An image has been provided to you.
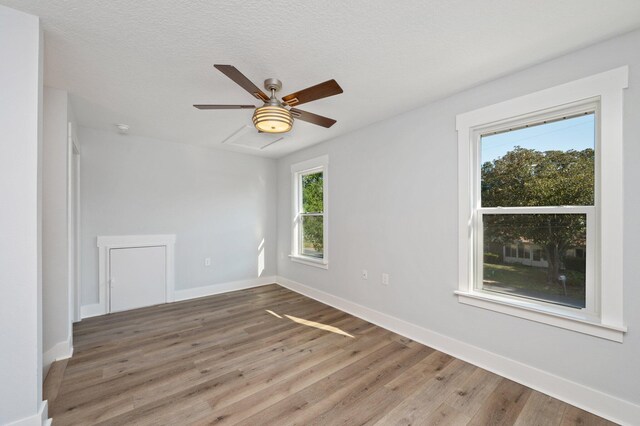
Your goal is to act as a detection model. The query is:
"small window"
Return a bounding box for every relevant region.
[300,171,324,258]
[290,156,329,268]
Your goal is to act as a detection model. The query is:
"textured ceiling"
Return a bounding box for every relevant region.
[3,0,640,158]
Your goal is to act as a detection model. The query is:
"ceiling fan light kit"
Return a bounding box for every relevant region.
[253,105,293,133]
[194,65,343,136]
[252,78,293,133]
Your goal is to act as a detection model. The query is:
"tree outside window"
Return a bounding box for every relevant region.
[300,171,324,258]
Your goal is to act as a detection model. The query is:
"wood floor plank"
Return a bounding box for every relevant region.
[444,366,503,418]
[49,284,617,425]
[94,369,245,425]
[373,358,478,425]
[514,390,567,426]
[467,378,532,426]
[384,349,454,396]
[234,341,415,425]
[202,328,394,425]
[303,344,434,425]
[42,358,68,405]
[560,406,618,426]
[421,403,472,426]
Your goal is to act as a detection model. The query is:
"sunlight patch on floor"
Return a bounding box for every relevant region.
[265,310,354,338]
[285,314,354,338]
[265,309,282,318]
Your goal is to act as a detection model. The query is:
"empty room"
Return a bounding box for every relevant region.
[1,1,640,425]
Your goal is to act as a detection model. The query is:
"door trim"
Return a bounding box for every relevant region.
[97,234,176,314]
[68,122,81,323]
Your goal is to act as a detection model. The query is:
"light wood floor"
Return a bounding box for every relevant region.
[45,284,616,425]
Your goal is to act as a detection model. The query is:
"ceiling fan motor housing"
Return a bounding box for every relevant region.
[264,78,283,93]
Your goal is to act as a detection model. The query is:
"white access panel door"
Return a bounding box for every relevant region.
[109,246,166,313]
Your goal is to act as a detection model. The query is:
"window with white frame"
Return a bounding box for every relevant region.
[290,155,328,268]
[480,107,596,311]
[456,67,628,342]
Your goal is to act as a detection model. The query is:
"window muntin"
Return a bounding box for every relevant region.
[475,105,597,314]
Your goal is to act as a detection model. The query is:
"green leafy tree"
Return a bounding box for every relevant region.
[482,147,594,284]
[302,172,324,255]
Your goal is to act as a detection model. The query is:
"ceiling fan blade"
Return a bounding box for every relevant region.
[282,79,343,107]
[290,108,337,128]
[214,65,270,102]
[194,104,255,110]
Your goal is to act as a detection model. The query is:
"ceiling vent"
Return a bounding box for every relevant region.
[221,125,284,150]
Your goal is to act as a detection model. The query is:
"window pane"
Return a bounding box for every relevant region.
[482,213,586,308]
[481,114,595,207]
[302,172,323,213]
[301,215,323,258]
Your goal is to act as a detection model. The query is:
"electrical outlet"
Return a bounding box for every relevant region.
[204,257,211,267]
[382,273,389,286]
[361,269,368,280]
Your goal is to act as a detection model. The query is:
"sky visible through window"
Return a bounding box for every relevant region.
[481,114,595,164]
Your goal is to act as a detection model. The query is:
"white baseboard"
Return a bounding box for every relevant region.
[43,335,73,379]
[6,400,48,426]
[80,302,105,319]
[173,276,276,302]
[80,276,277,319]
[276,275,639,425]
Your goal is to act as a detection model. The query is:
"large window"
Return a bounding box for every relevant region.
[290,155,329,268]
[456,67,628,341]
[480,110,595,311]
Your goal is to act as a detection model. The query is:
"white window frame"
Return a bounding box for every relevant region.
[475,102,598,316]
[290,155,329,269]
[456,67,628,342]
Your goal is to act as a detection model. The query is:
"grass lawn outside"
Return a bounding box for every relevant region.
[302,242,323,258]
[483,262,586,308]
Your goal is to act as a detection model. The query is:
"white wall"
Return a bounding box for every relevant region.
[0,5,45,425]
[79,127,277,308]
[276,29,640,418]
[42,87,74,377]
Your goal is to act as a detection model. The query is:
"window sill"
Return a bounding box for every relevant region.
[289,254,328,269]
[455,290,626,342]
